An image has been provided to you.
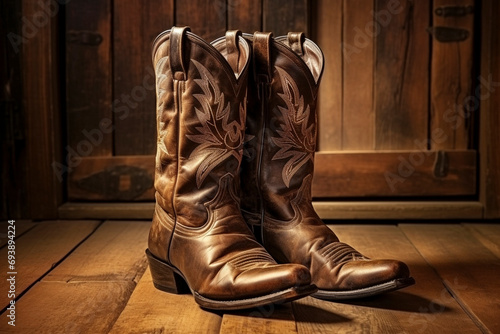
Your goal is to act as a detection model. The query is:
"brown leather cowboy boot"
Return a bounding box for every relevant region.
[147,27,316,310]
[237,31,415,300]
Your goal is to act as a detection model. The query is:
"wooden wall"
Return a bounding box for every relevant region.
[315,0,475,151]
[2,0,499,219]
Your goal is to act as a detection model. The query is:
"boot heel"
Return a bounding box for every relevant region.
[146,249,190,294]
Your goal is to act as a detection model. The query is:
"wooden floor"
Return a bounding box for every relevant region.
[1,220,499,333]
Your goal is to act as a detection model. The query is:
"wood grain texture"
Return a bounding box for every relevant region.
[314,201,482,220]
[463,223,500,259]
[480,0,500,218]
[22,0,63,218]
[0,220,100,310]
[109,268,222,334]
[228,0,262,32]
[263,0,309,36]
[68,155,155,201]
[0,220,35,248]
[113,0,173,155]
[220,304,297,334]
[374,0,430,150]
[0,281,135,334]
[430,0,475,150]
[401,224,500,333]
[313,0,343,151]
[58,202,155,219]
[312,150,477,197]
[66,149,476,201]
[57,201,483,220]
[175,0,226,41]
[342,0,374,150]
[294,225,481,333]
[44,220,150,282]
[66,0,112,157]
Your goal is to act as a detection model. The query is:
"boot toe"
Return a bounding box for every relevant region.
[312,258,414,300]
[207,263,312,300]
[336,259,411,290]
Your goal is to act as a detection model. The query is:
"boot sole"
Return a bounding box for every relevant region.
[146,249,317,310]
[312,277,416,300]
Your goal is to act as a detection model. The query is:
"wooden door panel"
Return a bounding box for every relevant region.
[263,0,310,36]
[228,0,263,32]
[113,0,174,155]
[314,0,343,151]
[431,0,475,150]
[342,0,375,150]
[67,150,476,201]
[66,0,112,157]
[312,151,476,197]
[68,156,154,201]
[374,0,430,150]
[65,0,479,202]
[175,0,226,42]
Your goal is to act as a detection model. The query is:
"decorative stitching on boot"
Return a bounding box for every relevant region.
[271,66,316,188]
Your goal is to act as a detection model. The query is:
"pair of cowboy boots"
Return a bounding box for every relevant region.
[147,26,414,310]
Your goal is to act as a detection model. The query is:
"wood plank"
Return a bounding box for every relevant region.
[314,201,483,220]
[109,268,222,334]
[0,221,149,332]
[0,220,100,310]
[66,150,477,201]
[463,224,500,259]
[175,0,226,42]
[220,304,297,334]
[22,0,63,218]
[0,281,135,333]
[113,0,173,155]
[44,221,150,282]
[263,0,309,36]
[68,155,155,201]
[374,0,430,149]
[430,0,475,150]
[58,201,484,220]
[480,0,500,218]
[293,225,481,333]
[0,220,35,248]
[401,224,500,333]
[313,150,477,197]
[59,202,155,219]
[313,0,343,151]
[66,0,112,157]
[228,0,262,32]
[342,0,374,150]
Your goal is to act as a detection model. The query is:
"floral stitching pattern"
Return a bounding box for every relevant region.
[271,66,316,188]
[187,59,246,188]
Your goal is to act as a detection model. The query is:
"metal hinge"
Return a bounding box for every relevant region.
[435,5,474,17]
[427,26,469,42]
[67,30,103,46]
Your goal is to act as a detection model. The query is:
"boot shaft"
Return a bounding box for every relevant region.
[153,27,250,228]
[240,32,324,229]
